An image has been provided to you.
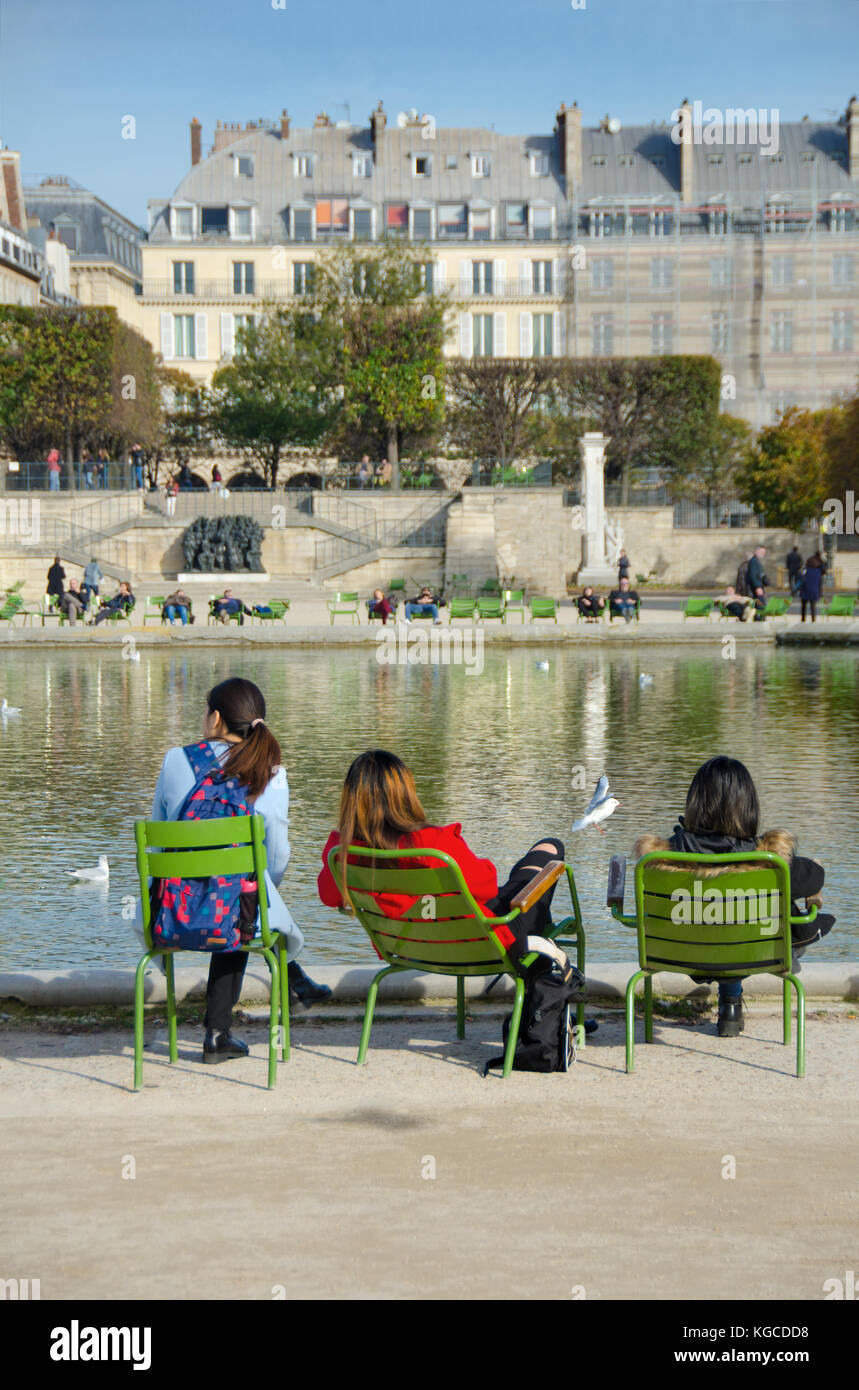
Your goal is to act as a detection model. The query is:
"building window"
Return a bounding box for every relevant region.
[385,204,408,236]
[767,205,788,234]
[173,315,195,358]
[353,154,372,178]
[234,313,255,350]
[55,224,79,252]
[650,257,674,289]
[472,261,493,294]
[504,203,527,238]
[353,208,373,240]
[472,313,493,355]
[293,262,315,294]
[710,256,730,289]
[439,203,467,238]
[832,255,854,286]
[591,258,614,290]
[422,262,434,294]
[292,207,313,241]
[533,313,553,356]
[445,155,458,170]
[173,206,194,238]
[591,155,606,168]
[413,154,431,177]
[530,207,553,241]
[771,311,793,353]
[830,206,849,234]
[832,310,853,352]
[472,154,490,177]
[412,207,432,240]
[618,154,635,168]
[651,209,672,237]
[737,153,754,166]
[470,208,492,241]
[201,206,229,235]
[651,156,665,168]
[294,154,313,177]
[589,209,618,238]
[651,313,673,354]
[530,152,549,176]
[707,154,725,167]
[711,312,729,353]
[235,155,254,177]
[592,313,613,355]
[233,262,254,294]
[771,255,794,288]
[231,207,252,238]
[532,260,552,293]
[316,199,349,234]
[172,261,194,293]
[709,208,727,236]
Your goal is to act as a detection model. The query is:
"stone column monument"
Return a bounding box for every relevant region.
[577,431,617,588]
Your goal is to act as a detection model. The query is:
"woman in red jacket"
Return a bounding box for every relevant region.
[318,749,565,959]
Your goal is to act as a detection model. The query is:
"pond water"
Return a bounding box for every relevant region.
[0,645,857,970]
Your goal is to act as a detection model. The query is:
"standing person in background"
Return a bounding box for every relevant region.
[82,449,95,489]
[130,444,145,491]
[165,476,179,517]
[211,463,223,494]
[617,549,631,586]
[747,546,768,600]
[82,557,103,606]
[786,545,803,596]
[376,458,392,488]
[800,551,825,623]
[178,463,193,490]
[97,448,110,489]
[46,447,61,491]
[46,555,65,603]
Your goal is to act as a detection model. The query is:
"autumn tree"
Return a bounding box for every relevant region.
[740,406,831,531]
[445,358,556,466]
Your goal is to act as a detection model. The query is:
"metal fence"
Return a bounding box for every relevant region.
[4,461,133,491]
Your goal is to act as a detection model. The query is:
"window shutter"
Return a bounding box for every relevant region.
[519,258,531,295]
[519,311,532,357]
[493,311,506,356]
[553,310,565,357]
[459,261,471,295]
[160,312,174,359]
[459,312,473,357]
[493,258,506,296]
[195,312,208,360]
[436,258,447,289]
[220,312,235,359]
[553,257,563,294]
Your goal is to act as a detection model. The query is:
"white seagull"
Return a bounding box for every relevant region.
[639,673,654,688]
[572,774,620,835]
[1,699,21,715]
[66,855,110,883]
[535,660,550,671]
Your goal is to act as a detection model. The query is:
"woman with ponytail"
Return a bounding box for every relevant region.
[143,677,330,1065]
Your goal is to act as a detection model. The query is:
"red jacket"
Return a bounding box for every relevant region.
[318,824,515,949]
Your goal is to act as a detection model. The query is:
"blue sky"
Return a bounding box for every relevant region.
[1,0,858,226]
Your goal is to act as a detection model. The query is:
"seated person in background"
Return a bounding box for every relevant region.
[577,586,605,620]
[716,584,752,620]
[608,576,640,623]
[163,588,192,625]
[634,755,834,1037]
[375,459,392,487]
[404,586,441,624]
[60,579,87,626]
[93,580,135,625]
[367,589,395,624]
[212,589,252,625]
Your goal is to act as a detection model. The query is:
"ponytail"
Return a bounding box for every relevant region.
[206,678,281,799]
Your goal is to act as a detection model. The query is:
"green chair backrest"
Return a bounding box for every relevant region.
[389,578,406,592]
[635,851,793,980]
[826,594,856,617]
[480,577,501,594]
[761,596,790,617]
[329,591,359,605]
[477,597,504,619]
[328,844,518,977]
[529,597,557,618]
[451,573,470,593]
[134,815,271,951]
[0,595,24,619]
[504,589,525,604]
[684,598,713,618]
[449,598,476,619]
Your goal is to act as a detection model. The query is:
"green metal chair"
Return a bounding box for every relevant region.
[683,598,714,621]
[448,597,476,623]
[252,600,289,625]
[144,596,166,625]
[132,815,288,1091]
[328,844,586,1076]
[450,573,471,597]
[575,598,607,623]
[529,597,558,624]
[388,578,406,595]
[822,593,856,620]
[476,597,505,623]
[608,850,818,1077]
[479,577,502,597]
[0,592,26,624]
[503,588,526,623]
[757,596,791,620]
[327,591,361,625]
[609,597,641,623]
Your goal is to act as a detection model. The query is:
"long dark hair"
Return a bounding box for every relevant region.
[337,750,427,901]
[206,678,281,800]
[684,756,759,842]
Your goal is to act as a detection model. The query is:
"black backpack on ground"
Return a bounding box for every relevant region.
[484,953,586,1075]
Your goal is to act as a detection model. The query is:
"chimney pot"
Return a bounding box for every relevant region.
[190,118,202,166]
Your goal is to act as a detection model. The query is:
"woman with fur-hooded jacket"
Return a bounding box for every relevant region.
[633,756,834,1038]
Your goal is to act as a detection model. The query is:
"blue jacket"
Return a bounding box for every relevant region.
[801,560,824,601]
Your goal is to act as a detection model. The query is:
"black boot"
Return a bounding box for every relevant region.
[287,960,332,1010]
[202,1030,250,1063]
[717,998,745,1038]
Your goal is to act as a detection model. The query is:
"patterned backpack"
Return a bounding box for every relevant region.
[150,741,260,952]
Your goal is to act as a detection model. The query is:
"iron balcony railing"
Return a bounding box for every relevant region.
[137,276,571,301]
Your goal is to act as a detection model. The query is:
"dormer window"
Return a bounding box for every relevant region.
[445,155,458,170]
[707,154,724,166]
[651,155,665,168]
[234,155,254,177]
[618,154,635,167]
[530,152,549,176]
[591,155,607,167]
[471,154,490,177]
[230,206,253,239]
[353,153,372,177]
[412,154,431,177]
[737,153,754,165]
[294,153,313,178]
[171,205,195,238]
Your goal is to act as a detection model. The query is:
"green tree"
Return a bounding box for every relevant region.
[445,358,555,467]
[823,388,859,502]
[672,412,753,523]
[314,241,449,488]
[740,406,831,530]
[209,305,343,487]
[156,367,213,483]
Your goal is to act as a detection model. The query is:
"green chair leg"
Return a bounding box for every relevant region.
[786,973,806,1077]
[503,976,526,1078]
[783,977,791,1045]
[644,974,653,1044]
[262,947,278,1089]
[133,951,154,1091]
[165,953,178,1063]
[456,975,466,1039]
[278,940,290,1062]
[625,969,646,1073]
[358,965,399,1065]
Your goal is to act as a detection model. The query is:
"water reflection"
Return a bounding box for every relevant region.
[0,645,856,970]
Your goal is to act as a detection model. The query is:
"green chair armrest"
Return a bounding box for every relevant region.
[790,904,819,927]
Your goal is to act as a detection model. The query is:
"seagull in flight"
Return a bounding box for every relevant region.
[572,774,620,834]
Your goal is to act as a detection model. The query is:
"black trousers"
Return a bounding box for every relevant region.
[801,599,817,622]
[205,951,249,1033]
[485,837,566,962]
